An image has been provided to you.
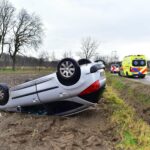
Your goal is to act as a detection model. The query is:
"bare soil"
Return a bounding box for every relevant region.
[0,73,116,150]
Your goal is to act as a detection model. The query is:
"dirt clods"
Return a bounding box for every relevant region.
[0,73,116,150]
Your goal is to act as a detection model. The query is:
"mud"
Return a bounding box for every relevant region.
[0,73,116,150]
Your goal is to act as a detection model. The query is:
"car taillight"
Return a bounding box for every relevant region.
[130,67,133,72]
[79,80,100,96]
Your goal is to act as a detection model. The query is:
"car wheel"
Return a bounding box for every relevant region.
[78,59,91,66]
[57,58,81,86]
[0,84,9,105]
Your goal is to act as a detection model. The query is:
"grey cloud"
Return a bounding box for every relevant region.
[11,0,150,59]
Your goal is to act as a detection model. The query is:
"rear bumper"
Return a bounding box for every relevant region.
[131,73,146,77]
[79,87,105,103]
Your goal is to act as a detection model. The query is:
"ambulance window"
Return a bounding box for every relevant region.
[132,60,146,66]
[140,60,145,66]
[133,60,138,66]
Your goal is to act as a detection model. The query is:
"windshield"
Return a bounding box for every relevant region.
[111,64,119,67]
[132,60,146,66]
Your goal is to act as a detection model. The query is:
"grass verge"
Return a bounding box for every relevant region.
[103,86,150,150]
[106,73,150,105]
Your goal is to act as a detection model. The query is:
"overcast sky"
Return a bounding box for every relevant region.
[10,0,150,60]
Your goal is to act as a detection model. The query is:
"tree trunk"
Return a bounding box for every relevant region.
[12,57,16,71]
[0,38,4,58]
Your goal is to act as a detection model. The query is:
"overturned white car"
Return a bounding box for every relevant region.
[0,58,106,116]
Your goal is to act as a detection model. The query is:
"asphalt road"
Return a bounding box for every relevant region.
[112,73,150,85]
[126,74,150,85]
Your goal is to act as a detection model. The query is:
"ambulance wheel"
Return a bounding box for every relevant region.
[140,75,146,78]
[0,84,9,105]
[126,72,132,78]
[118,71,122,76]
[57,58,81,86]
[126,72,129,77]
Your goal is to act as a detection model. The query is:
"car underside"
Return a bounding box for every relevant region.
[0,58,106,116]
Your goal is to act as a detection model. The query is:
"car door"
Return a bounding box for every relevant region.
[9,82,40,108]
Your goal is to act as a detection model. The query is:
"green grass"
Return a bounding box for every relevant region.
[106,73,150,105]
[103,86,150,150]
[0,67,55,74]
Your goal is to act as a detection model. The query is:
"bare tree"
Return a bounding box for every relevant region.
[78,37,99,59]
[50,51,57,61]
[38,50,49,68]
[9,9,43,70]
[110,50,119,63]
[0,0,15,57]
[94,54,110,64]
[62,50,72,58]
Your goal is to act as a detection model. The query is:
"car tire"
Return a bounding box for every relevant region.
[0,84,9,105]
[57,58,81,86]
[78,59,91,66]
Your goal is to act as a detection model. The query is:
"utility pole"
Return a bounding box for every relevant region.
[0,35,2,43]
[111,50,118,63]
[0,35,2,54]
